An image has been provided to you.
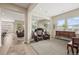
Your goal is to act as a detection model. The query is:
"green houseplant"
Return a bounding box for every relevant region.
[62,23,67,30]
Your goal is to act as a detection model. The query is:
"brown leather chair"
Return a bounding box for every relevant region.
[16,30,24,37]
[67,37,79,55]
[43,31,50,40]
[33,28,50,42]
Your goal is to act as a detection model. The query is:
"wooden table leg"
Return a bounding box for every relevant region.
[67,45,69,54]
[76,47,78,55]
[71,46,74,55]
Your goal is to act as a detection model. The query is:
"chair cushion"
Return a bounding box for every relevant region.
[68,41,78,47]
[37,30,43,35]
[34,32,37,36]
[68,41,72,45]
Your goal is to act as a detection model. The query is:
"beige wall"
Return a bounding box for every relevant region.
[0,4,27,46]
[0,3,26,13]
[51,8,79,38]
[0,3,37,44]
[52,8,79,20]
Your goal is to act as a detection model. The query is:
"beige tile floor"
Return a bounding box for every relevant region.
[0,33,76,55]
[0,33,36,55]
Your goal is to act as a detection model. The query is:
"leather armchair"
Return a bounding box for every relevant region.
[16,30,24,37]
[33,28,50,42]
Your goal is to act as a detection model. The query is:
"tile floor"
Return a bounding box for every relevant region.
[0,33,77,55]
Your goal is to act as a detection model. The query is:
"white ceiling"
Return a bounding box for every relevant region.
[32,3,79,18]
[14,3,31,8]
[3,3,79,20]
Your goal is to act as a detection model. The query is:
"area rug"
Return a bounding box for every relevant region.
[31,39,68,55]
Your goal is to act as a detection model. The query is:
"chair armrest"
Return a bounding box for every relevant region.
[34,32,37,36]
[72,37,79,39]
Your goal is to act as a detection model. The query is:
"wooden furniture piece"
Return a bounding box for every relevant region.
[56,31,76,39]
[67,37,79,55]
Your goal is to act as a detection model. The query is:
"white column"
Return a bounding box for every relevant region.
[49,18,53,38]
[0,8,2,47]
[0,21,2,47]
[24,10,28,44]
[24,4,37,44]
[50,18,56,39]
[65,18,67,30]
[24,9,32,44]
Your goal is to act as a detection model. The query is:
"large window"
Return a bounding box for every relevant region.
[56,17,79,31]
[67,17,79,30]
[57,19,65,26]
[56,19,65,30]
[32,18,37,31]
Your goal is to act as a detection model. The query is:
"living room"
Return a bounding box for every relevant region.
[29,3,79,55]
[0,3,79,55]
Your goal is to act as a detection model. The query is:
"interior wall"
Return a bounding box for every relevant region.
[52,8,79,20]
[0,3,37,43]
[0,3,26,34]
[0,4,27,46]
[1,21,14,33]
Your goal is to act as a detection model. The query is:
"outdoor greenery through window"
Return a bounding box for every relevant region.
[56,19,66,30]
[67,17,79,30]
[56,17,79,31]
